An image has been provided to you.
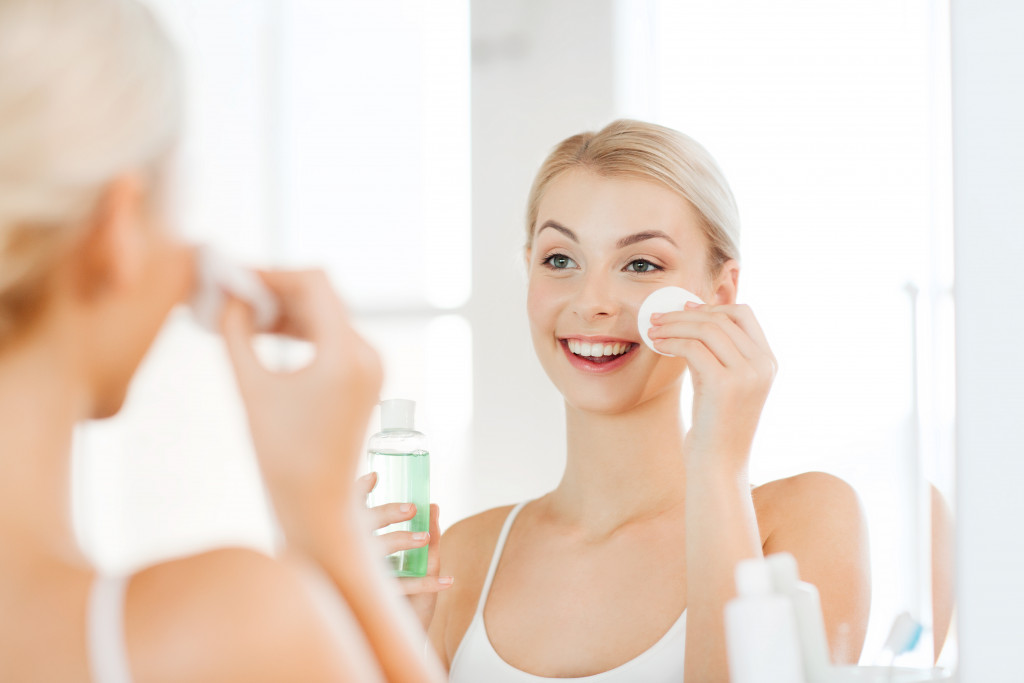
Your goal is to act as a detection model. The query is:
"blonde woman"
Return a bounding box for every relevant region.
[0,0,444,681]
[428,120,872,682]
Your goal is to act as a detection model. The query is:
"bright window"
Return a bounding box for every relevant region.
[73,0,472,573]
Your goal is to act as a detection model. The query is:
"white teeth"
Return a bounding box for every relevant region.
[566,340,632,358]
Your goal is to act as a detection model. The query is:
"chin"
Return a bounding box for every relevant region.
[543,364,676,417]
[560,383,649,415]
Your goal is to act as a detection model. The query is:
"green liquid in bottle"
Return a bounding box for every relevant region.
[368,449,430,577]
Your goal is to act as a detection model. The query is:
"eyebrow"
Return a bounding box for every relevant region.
[536,221,679,250]
[615,230,678,249]
[537,220,578,242]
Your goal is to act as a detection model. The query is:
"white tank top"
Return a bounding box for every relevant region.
[448,502,688,683]
[88,574,133,683]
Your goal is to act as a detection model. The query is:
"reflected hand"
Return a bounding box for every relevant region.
[647,301,777,467]
[357,472,453,629]
[221,270,383,551]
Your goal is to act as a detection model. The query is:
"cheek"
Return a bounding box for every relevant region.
[526,276,565,331]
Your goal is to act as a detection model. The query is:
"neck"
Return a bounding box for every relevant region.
[548,383,688,535]
[0,325,90,569]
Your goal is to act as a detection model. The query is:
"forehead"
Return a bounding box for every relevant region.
[534,169,705,246]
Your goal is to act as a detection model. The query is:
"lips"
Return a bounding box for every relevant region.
[559,336,639,373]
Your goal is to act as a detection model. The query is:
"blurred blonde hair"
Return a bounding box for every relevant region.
[525,119,740,275]
[0,0,182,343]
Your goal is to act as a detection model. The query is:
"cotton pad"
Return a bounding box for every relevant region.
[190,245,279,333]
[637,286,705,356]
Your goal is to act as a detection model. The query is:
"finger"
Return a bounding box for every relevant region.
[652,306,758,361]
[220,296,265,383]
[721,304,775,364]
[368,501,417,530]
[379,530,430,556]
[652,336,723,380]
[685,303,777,375]
[649,316,745,367]
[255,270,348,344]
[426,504,442,577]
[397,575,454,596]
[355,472,378,499]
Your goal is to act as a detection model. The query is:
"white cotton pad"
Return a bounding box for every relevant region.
[190,246,279,333]
[637,286,705,356]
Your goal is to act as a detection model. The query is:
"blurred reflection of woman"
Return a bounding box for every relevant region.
[429,120,871,682]
[0,1,443,681]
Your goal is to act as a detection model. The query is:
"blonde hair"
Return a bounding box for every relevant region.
[0,0,182,343]
[525,119,740,274]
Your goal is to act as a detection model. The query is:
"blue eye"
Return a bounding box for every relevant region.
[543,254,578,269]
[626,259,661,273]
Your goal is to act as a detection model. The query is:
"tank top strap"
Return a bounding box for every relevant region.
[88,574,134,683]
[474,500,529,619]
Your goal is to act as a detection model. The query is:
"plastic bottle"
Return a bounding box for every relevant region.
[725,557,806,683]
[367,399,430,577]
[767,552,832,683]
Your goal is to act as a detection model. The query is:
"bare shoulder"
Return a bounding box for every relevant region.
[429,504,517,669]
[441,504,518,569]
[126,547,379,683]
[753,471,863,541]
[753,472,871,664]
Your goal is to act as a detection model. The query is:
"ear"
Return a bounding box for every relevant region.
[710,259,740,305]
[73,175,148,301]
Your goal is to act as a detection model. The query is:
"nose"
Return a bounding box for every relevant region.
[571,271,623,322]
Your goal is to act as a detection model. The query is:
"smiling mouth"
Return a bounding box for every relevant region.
[562,339,638,364]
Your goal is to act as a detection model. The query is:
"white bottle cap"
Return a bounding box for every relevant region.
[735,557,774,597]
[637,286,705,356]
[380,399,415,431]
[766,552,800,592]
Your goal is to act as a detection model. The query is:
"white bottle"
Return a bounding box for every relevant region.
[725,557,806,683]
[767,552,832,683]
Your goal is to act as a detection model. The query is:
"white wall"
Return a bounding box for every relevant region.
[951,1,1024,679]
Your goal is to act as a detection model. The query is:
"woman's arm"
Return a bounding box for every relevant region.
[648,299,777,683]
[221,270,445,683]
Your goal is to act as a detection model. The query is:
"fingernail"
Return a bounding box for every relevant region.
[399,503,413,514]
[650,312,662,321]
[412,532,429,541]
[684,301,701,309]
[438,576,454,585]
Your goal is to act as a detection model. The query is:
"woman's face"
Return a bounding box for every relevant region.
[526,169,723,415]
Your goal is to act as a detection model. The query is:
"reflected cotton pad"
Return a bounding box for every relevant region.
[190,246,279,333]
[637,286,705,356]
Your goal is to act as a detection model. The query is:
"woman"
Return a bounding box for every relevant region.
[0,0,444,680]
[428,120,871,682]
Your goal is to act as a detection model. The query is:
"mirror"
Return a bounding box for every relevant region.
[73,0,956,671]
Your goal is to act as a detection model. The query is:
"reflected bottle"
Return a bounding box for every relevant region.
[367,399,430,577]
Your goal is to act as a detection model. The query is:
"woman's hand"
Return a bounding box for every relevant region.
[647,301,777,467]
[357,473,454,629]
[221,269,383,551]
